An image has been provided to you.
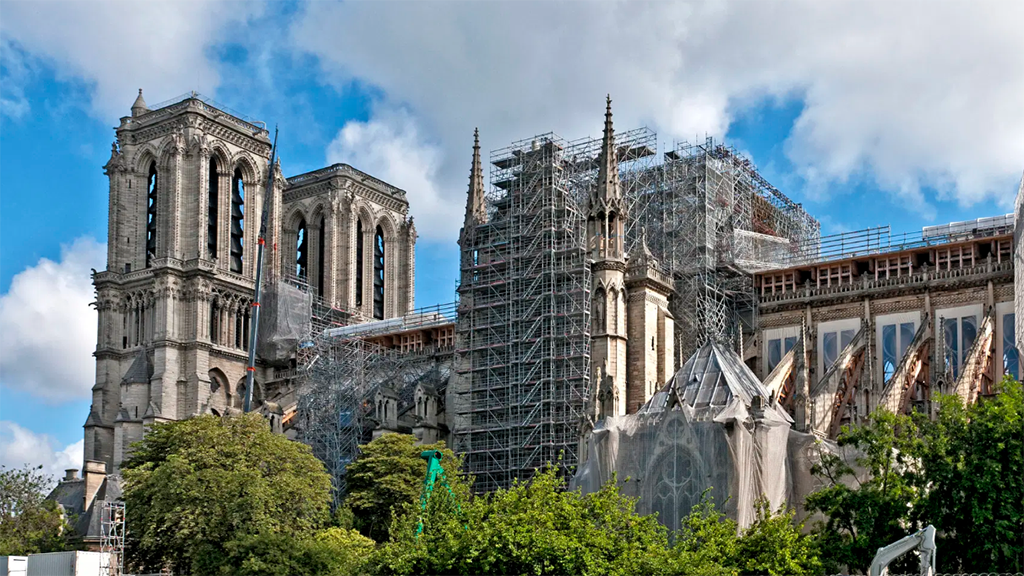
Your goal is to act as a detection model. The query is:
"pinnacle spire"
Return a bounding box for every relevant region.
[595,95,621,206]
[465,128,487,227]
[131,88,148,117]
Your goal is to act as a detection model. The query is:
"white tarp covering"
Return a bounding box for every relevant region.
[572,341,817,530]
[257,281,312,365]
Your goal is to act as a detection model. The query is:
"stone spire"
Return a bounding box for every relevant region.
[131,89,148,117]
[594,95,622,210]
[464,128,487,227]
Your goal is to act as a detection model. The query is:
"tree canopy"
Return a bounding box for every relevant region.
[121,414,335,574]
[359,438,821,576]
[343,433,459,542]
[807,376,1024,573]
[0,464,74,555]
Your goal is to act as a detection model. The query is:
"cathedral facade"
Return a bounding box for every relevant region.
[84,91,416,472]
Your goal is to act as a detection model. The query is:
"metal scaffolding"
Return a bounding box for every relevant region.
[630,137,820,363]
[295,307,454,504]
[453,131,819,491]
[100,500,125,576]
[453,133,594,493]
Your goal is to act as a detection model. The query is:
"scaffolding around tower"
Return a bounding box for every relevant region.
[453,132,594,493]
[453,128,819,492]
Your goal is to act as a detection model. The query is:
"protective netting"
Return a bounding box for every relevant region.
[257,280,312,365]
[572,342,827,530]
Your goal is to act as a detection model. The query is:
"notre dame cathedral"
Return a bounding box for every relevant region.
[83,91,416,472]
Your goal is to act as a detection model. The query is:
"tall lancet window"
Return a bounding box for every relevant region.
[373,225,385,319]
[356,220,364,307]
[230,169,245,273]
[207,158,219,259]
[608,212,618,257]
[296,219,308,278]
[146,162,158,267]
[317,215,326,297]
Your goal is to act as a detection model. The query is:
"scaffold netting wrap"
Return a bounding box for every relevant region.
[572,342,814,531]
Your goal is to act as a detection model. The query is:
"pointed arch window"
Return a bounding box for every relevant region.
[208,158,219,259]
[374,225,385,319]
[317,215,326,297]
[296,218,308,278]
[593,288,606,333]
[356,220,364,307]
[146,162,158,267]
[230,169,245,273]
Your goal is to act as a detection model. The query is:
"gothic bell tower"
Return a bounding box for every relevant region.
[86,91,279,471]
[587,97,628,419]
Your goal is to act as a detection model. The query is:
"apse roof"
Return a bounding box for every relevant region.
[640,341,772,415]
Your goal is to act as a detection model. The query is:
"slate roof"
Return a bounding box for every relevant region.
[640,341,775,416]
[46,475,122,542]
[121,349,151,384]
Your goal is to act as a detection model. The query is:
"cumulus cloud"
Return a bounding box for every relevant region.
[0,0,264,121]
[0,421,84,484]
[293,0,1024,240]
[327,107,456,240]
[0,237,105,402]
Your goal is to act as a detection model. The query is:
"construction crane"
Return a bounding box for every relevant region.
[244,127,278,413]
[869,524,937,576]
[416,450,459,537]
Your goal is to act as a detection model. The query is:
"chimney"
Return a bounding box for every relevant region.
[83,460,107,511]
[64,469,79,482]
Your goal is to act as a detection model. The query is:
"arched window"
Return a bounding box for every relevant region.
[355,220,364,307]
[609,288,618,334]
[373,225,385,319]
[208,158,219,259]
[593,288,606,333]
[317,215,326,297]
[146,162,158,267]
[209,300,220,345]
[296,218,308,278]
[230,169,245,273]
[608,212,617,257]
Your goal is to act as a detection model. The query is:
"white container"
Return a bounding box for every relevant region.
[26,552,109,576]
[0,556,28,576]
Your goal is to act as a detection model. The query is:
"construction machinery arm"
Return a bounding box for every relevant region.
[416,450,456,537]
[869,525,936,576]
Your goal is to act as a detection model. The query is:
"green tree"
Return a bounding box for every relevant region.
[0,464,75,555]
[736,498,823,576]
[121,414,332,574]
[344,433,460,542]
[669,494,738,576]
[667,493,822,576]
[191,527,374,576]
[805,409,922,572]
[915,376,1024,572]
[372,466,673,576]
[807,376,1024,573]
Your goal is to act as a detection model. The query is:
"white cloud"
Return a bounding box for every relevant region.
[293,0,1024,240]
[0,41,33,120]
[0,421,84,485]
[0,0,264,121]
[0,237,105,402]
[327,106,454,240]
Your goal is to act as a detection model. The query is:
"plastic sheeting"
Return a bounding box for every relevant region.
[572,342,811,531]
[257,281,312,366]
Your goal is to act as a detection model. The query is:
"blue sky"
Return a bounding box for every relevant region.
[1,0,1020,478]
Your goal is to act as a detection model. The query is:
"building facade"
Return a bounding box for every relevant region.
[83,91,415,474]
[754,217,1016,437]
